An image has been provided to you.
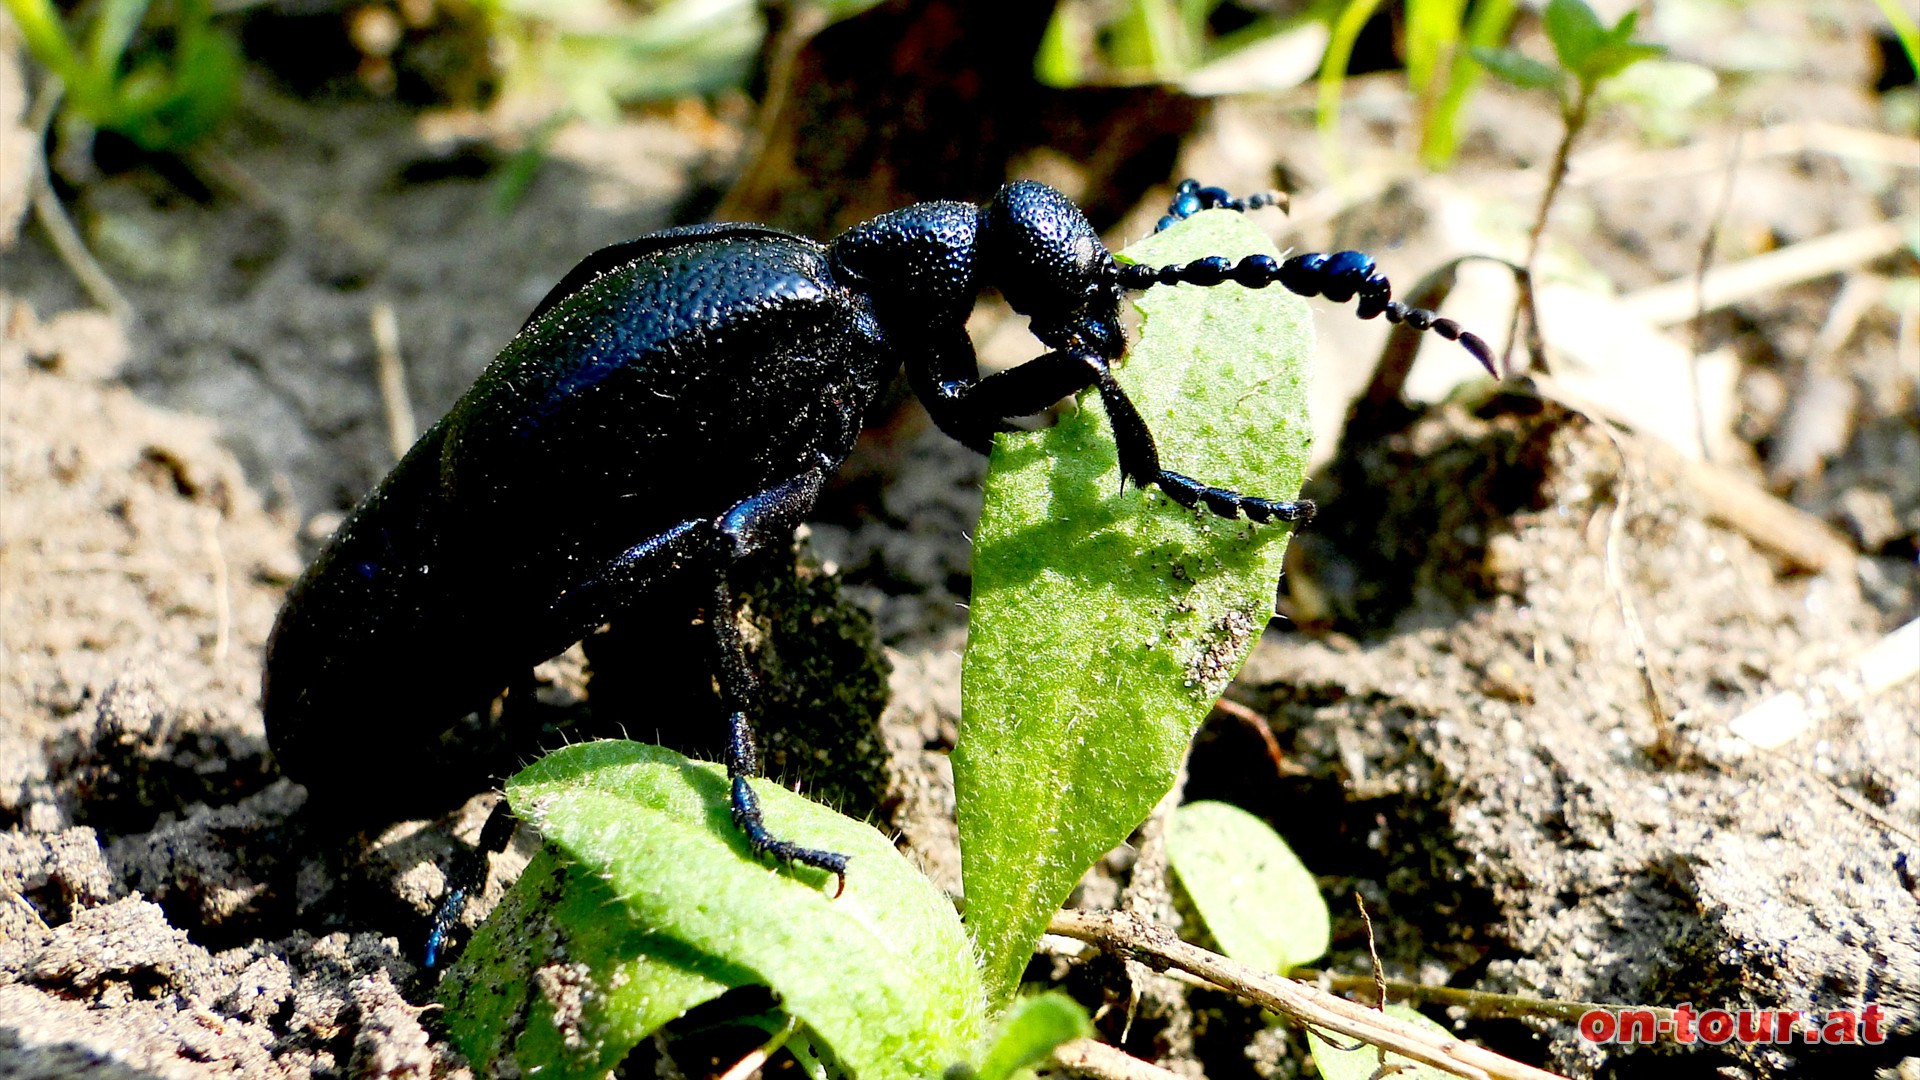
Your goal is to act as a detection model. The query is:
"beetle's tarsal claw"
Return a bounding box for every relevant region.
[729,774,853,892]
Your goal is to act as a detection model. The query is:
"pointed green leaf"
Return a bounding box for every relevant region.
[1542,0,1605,71]
[956,211,1313,1009]
[442,742,985,1079]
[1576,41,1665,86]
[1167,800,1329,972]
[1468,45,1564,91]
[971,992,1096,1080]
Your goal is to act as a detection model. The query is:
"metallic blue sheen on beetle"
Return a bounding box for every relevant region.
[263,179,1493,961]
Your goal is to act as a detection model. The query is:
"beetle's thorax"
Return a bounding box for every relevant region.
[827,200,983,330]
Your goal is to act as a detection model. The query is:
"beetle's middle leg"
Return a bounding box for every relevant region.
[535,466,853,888]
[706,467,852,891]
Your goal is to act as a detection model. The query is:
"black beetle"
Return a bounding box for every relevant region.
[264,179,1492,955]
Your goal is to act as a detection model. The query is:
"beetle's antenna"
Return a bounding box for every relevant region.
[1155,179,1286,233]
[1114,252,1497,377]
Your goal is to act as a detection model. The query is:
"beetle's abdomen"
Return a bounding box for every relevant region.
[439,237,889,594]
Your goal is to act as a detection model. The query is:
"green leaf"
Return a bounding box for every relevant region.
[1575,40,1665,86]
[1542,0,1605,72]
[1468,45,1563,91]
[441,742,985,1079]
[439,846,734,1078]
[1167,801,1329,972]
[971,992,1095,1080]
[4,0,87,86]
[956,210,1313,1010]
[1306,1003,1458,1079]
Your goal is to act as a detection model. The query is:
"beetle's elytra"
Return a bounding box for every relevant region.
[263,179,1493,959]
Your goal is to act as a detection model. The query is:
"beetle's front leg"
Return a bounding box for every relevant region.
[916,347,1314,525]
[917,348,1101,454]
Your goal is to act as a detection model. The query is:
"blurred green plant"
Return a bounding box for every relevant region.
[1871,0,1918,84]
[6,0,240,152]
[1474,0,1707,368]
[1316,0,1517,171]
[470,0,882,207]
[1035,0,1518,171]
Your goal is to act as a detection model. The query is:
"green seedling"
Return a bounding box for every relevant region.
[7,0,238,152]
[1472,0,1701,368]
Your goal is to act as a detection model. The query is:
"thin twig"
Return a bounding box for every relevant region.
[1688,130,1743,465]
[370,300,416,461]
[1211,696,1298,777]
[26,78,130,320]
[1503,83,1592,375]
[1620,218,1914,327]
[1357,892,1393,1077]
[1356,893,1387,1010]
[1293,969,1677,1026]
[1049,909,1570,1080]
[200,508,231,670]
[1050,1038,1187,1080]
[1562,121,1920,190]
[1768,275,1883,486]
[1727,617,1920,752]
[1592,422,1681,760]
[1529,374,1856,573]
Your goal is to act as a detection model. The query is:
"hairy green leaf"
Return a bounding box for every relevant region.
[971,991,1095,1080]
[956,210,1313,1009]
[441,742,985,1079]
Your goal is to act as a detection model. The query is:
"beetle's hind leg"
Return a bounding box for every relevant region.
[1155,178,1285,233]
[425,795,519,968]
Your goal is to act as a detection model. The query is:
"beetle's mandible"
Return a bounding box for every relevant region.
[264,179,1494,956]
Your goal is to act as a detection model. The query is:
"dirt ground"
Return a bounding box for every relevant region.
[2,1,1918,1077]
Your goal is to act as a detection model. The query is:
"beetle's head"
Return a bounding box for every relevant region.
[980,181,1125,357]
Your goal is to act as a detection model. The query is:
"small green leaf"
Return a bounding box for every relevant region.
[1575,40,1665,86]
[1542,0,1605,72]
[956,211,1313,1010]
[442,742,985,1080]
[971,992,1095,1080]
[1468,45,1563,90]
[1167,801,1329,972]
[1307,1003,1459,1080]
